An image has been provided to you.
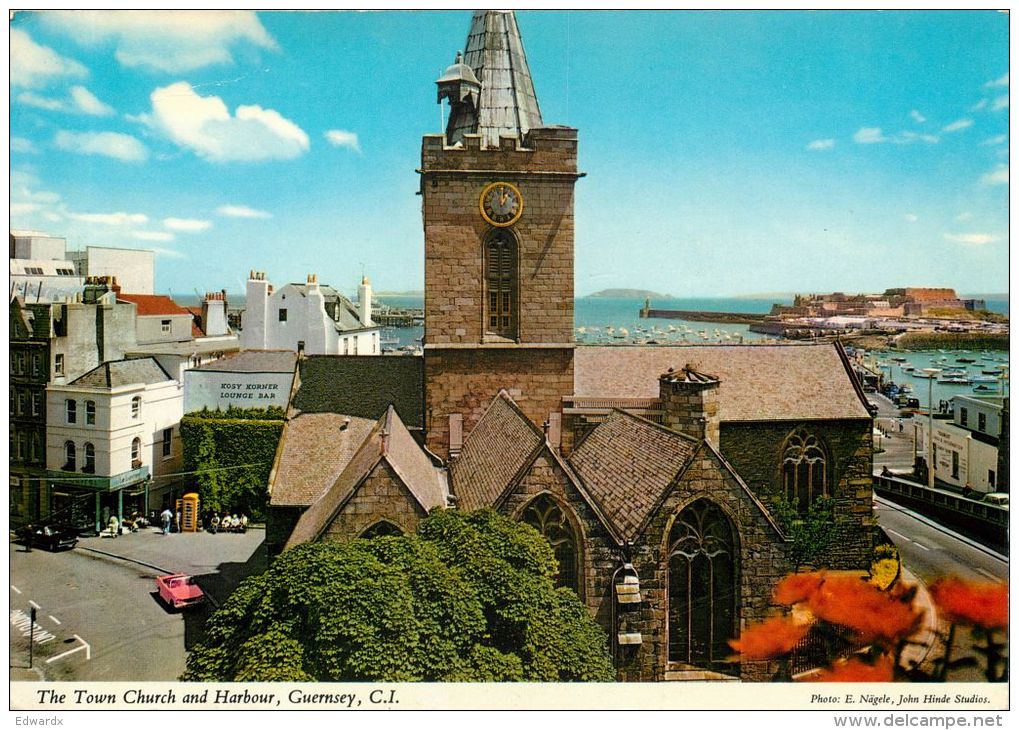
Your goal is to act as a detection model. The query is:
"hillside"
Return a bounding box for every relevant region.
[586,288,674,299]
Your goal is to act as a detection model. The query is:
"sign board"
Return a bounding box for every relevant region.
[184,370,295,413]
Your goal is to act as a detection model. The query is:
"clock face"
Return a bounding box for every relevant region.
[480,182,523,227]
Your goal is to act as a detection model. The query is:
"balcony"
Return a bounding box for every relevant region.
[47,465,150,493]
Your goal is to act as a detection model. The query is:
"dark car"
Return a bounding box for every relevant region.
[16,524,79,551]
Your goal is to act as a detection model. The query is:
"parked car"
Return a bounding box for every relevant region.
[16,524,79,551]
[981,493,1009,508]
[156,574,206,609]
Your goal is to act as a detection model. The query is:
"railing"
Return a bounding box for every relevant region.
[563,396,665,423]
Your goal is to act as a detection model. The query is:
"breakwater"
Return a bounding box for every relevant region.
[895,331,1009,351]
[639,308,767,325]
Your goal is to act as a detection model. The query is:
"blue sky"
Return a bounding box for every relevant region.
[9,10,1010,297]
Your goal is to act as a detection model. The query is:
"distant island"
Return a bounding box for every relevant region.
[585,288,676,299]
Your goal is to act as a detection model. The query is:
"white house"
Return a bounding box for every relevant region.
[240,271,380,356]
[915,394,1006,493]
[46,358,184,532]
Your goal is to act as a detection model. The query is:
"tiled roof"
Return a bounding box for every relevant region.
[71,358,173,388]
[269,413,377,507]
[194,350,297,373]
[450,391,544,511]
[289,355,424,428]
[568,410,698,542]
[117,294,190,317]
[574,344,871,421]
[284,407,445,548]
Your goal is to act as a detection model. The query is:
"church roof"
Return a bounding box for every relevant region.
[450,390,544,511]
[574,344,871,421]
[283,407,446,548]
[447,10,544,147]
[568,409,699,542]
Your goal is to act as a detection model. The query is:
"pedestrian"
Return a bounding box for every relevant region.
[160,507,172,535]
[175,510,181,534]
[24,524,34,553]
[210,513,220,534]
[109,514,119,539]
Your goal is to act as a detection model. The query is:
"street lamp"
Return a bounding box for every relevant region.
[921,368,940,489]
[996,364,1009,398]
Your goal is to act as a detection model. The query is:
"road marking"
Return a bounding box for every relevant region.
[912,542,931,551]
[49,615,61,625]
[976,567,1004,582]
[886,529,910,543]
[45,635,90,664]
[9,608,57,644]
[28,600,41,610]
[11,585,21,594]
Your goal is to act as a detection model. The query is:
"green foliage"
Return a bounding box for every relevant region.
[187,406,287,421]
[773,495,837,570]
[180,413,284,520]
[182,509,614,682]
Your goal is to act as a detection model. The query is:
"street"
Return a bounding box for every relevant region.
[10,526,265,681]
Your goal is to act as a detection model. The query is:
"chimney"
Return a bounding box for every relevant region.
[659,364,720,445]
[201,290,229,337]
[358,275,373,327]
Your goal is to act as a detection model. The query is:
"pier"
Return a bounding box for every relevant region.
[638,306,766,326]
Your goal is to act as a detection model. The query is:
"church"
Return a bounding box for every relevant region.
[268,10,875,682]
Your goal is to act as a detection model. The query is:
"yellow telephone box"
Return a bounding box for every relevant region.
[176,493,200,533]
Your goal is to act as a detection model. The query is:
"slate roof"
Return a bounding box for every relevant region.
[284,407,446,548]
[71,358,173,388]
[574,344,871,421]
[568,410,699,543]
[289,355,424,428]
[194,350,297,374]
[449,11,544,148]
[117,294,191,317]
[450,390,544,511]
[269,412,377,507]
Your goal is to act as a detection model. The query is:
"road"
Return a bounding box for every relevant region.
[868,392,920,473]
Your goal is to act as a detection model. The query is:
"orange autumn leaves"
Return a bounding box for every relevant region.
[928,578,1009,631]
[729,616,811,661]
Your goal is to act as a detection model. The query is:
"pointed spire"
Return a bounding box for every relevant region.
[440,10,544,148]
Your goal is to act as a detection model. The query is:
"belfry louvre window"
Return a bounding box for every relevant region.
[521,495,580,596]
[360,521,403,539]
[485,231,516,337]
[668,498,737,673]
[781,430,828,513]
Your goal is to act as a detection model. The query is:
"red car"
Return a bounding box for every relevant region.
[156,574,205,609]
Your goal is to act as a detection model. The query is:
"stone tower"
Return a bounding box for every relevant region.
[421,10,580,458]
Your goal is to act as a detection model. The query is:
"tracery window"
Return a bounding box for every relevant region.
[521,495,580,596]
[668,499,737,673]
[360,521,403,539]
[781,430,828,513]
[484,230,517,338]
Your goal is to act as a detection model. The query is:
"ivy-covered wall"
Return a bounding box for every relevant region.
[180,407,285,521]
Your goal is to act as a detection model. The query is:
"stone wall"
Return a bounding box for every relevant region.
[424,346,574,459]
[320,462,428,540]
[719,419,875,570]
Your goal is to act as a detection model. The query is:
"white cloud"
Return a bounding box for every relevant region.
[904,214,919,222]
[943,232,1000,245]
[970,99,988,112]
[10,169,62,207]
[909,110,926,123]
[981,135,1008,146]
[141,82,309,162]
[980,165,1008,186]
[217,204,272,219]
[992,95,1009,112]
[985,73,1009,88]
[11,203,42,215]
[892,131,938,145]
[151,247,186,258]
[806,138,834,151]
[71,211,149,226]
[70,86,115,116]
[325,129,362,152]
[54,130,149,162]
[11,137,38,154]
[941,118,973,133]
[39,10,277,74]
[18,92,65,111]
[10,29,88,89]
[853,127,886,144]
[133,231,176,242]
[163,217,212,232]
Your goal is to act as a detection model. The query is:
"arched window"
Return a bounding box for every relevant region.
[360,521,403,539]
[66,399,77,424]
[131,437,142,467]
[83,443,96,473]
[484,230,517,338]
[521,495,581,596]
[781,430,828,513]
[131,396,141,419]
[85,400,96,425]
[668,498,737,673]
[64,441,76,471]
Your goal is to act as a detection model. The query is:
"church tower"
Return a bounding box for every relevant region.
[421,10,580,458]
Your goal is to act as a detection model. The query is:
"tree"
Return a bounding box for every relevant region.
[182,509,614,682]
[772,495,837,570]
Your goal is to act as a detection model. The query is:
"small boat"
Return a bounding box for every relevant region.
[956,357,977,363]
[891,357,908,362]
[913,372,936,379]
[983,369,1002,375]
[939,376,970,384]
[971,375,998,383]
[973,384,995,392]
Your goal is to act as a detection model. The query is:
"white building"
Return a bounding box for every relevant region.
[67,246,155,295]
[184,350,297,413]
[915,394,1006,493]
[240,271,380,356]
[46,358,184,531]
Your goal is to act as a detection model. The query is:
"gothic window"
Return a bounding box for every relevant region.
[668,499,737,673]
[360,521,404,539]
[484,230,517,338]
[521,495,581,596]
[781,430,828,513]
